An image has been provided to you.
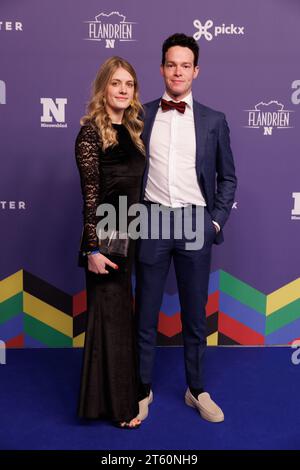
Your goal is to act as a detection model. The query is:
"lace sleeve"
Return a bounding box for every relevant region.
[75,125,101,251]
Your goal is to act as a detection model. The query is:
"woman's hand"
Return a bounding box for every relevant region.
[87,252,119,274]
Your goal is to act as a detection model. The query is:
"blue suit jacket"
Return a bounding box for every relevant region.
[141,98,237,244]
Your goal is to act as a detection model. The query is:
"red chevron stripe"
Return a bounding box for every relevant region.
[288,338,300,345]
[158,312,182,337]
[5,334,24,348]
[206,291,219,317]
[219,312,264,345]
[73,290,87,317]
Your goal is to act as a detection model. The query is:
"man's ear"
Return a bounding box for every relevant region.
[193,65,200,79]
[160,64,165,77]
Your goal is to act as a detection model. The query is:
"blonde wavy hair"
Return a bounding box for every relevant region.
[80,56,145,154]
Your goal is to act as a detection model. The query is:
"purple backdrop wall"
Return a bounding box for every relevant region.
[1,0,300,347]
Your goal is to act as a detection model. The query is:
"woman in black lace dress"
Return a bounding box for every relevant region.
[75,57,145,428]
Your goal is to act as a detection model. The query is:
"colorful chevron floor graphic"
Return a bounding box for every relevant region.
[0,269,299,348]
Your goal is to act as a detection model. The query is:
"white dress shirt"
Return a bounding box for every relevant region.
[144,92,206,208]
[144,91,220,233]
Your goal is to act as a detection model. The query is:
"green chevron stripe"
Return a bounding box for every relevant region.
[266,298,300,335]
[24,314,72,347]
[219,271,266,314]
[0,293,23,324]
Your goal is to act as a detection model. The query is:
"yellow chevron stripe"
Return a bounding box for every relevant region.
[24,292,72,337]
[207,331,218,345]
[73,332,85,347]
[0,270,23,302]
[266,278,300,315]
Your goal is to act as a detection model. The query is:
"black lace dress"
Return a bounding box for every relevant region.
[75,123,145,422]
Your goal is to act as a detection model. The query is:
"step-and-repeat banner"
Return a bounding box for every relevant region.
[0,0,299,348]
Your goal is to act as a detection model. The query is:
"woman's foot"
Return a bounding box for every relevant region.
[128,417,141,428]
[116,417,141,429]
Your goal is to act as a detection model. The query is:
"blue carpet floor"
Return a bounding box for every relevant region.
[0,347,299,450]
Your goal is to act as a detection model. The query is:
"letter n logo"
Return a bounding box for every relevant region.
[292,192,300,219]
[0,80,6,104]
[105,39,115,48]
[40,98,67,123]
[263,127,273,135]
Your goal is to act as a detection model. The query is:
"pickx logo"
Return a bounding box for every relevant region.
[84,11,137,48]
[291,193,300,220]
[40,98,67,128]
[193,19,245,41]
[244,100,293,135]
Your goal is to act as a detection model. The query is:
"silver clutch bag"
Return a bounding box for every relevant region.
[98,229,129,258]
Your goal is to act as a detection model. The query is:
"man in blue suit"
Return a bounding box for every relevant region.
[136,33,237,422]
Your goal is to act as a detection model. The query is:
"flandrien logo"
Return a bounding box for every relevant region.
[193,19,245,41]
[40,98,67,128]
[0,20,23,32]
[291,193,300,220]
[84,11,137,48]
[244,100,293,135]
[0,80,6,104]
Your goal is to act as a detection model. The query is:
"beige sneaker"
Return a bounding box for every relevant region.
[185,388,224,423]
[136,390,153,421]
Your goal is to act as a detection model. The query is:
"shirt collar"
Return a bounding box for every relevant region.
[161,91,193,109]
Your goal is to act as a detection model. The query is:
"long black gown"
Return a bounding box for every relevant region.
[75,123,145,422]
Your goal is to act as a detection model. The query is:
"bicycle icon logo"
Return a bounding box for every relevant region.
[193,19,214,41]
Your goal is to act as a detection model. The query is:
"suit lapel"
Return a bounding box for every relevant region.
[142,99,160,155]
[193,100,209,175]
[141,99,160,196]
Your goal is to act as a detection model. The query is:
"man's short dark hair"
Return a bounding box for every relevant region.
[161,33,199,66]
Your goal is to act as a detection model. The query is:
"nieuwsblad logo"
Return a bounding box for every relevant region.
[0,80,6,104]
[84,11,137,48]
[244,101,293,135]
[291,193,300,221]
[193,19,245,41]
[40,98,67,128]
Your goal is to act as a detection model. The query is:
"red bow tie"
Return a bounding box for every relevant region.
[161,98,186,114]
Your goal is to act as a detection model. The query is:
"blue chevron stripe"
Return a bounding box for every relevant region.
[219,292,265,335]
[0,313,23,342]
